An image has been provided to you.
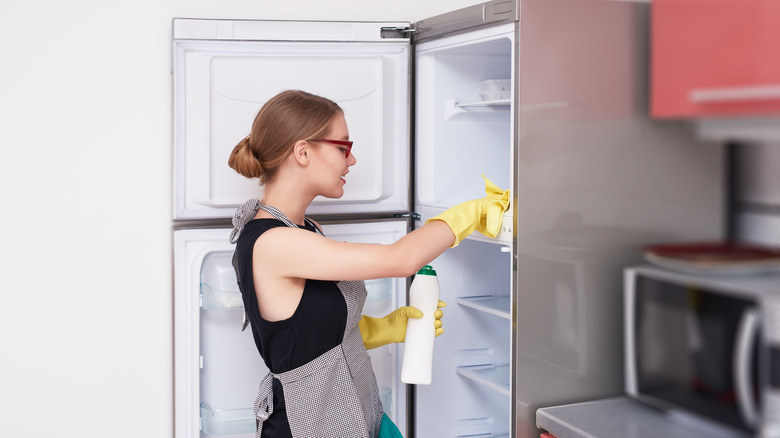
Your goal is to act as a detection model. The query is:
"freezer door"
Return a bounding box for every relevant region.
[173,19,411,219]
[173,220,409,437]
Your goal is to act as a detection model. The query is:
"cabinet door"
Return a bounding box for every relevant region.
[651,0,780,118]
[173,19,410,219]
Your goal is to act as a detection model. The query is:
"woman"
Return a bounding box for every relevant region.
[228,90,509,438]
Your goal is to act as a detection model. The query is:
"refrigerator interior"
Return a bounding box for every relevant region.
[174,220,409,437]
[412,22,516,438]
[172,19,411,219]
[416,239,513,438]
[414,23,515,245]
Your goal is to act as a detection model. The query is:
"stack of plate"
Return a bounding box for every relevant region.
[644,241,780,274]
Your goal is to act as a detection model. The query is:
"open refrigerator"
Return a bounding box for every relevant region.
[172,1,726,437]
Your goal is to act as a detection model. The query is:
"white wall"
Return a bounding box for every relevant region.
[0,1,481,437]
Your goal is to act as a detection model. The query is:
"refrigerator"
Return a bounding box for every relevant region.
[171,1,726,437]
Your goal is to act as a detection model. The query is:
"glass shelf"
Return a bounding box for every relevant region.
[456,99,511,108]
[200,403,254,435]
[445,98,569,119]
[444,98,511,119]
[457,295,510,320]
[456,364,510,396]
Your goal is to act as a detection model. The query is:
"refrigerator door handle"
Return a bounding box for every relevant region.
[412,0,517,43]
[733,307,761,429]
[485,0,517,21]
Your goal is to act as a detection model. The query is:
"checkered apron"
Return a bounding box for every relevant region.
[230,201,384,438]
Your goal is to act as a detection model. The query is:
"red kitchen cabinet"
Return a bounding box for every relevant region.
[651,0,780,118]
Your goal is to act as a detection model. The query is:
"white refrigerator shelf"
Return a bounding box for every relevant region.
[444,98,511,120]
[456,295,511,320]
[456,98,512,108]
[456,364,510,396]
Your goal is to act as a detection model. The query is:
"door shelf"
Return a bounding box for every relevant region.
[456,364,510,396]
[365,278,392,302]
[200,403,254,435]
[201,251,242,310]
[201,283,244,310]
[457,295,510,320]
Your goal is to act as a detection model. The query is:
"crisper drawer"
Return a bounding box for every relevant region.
[172,19,411,219]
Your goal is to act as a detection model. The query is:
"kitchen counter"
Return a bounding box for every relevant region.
[536,397,749,438]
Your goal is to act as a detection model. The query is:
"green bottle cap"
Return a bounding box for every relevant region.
[416,265,437,276]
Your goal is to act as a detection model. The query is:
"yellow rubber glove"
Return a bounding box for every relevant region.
[425,175,510,247]
[359,301,447,350]
[433,300,446,337]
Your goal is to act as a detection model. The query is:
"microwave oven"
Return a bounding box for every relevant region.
[625,265,780,437]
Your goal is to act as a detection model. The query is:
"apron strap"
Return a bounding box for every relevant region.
[229,199,323,242]
[256,203,323,236]
[229,198,260,244]
[254,372,275,438]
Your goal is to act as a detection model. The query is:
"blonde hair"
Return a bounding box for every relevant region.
[228,90,343,184]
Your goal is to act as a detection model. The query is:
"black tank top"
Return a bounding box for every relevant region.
[234,218,348,437]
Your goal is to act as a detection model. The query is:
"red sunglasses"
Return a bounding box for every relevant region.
[310,138,353,158]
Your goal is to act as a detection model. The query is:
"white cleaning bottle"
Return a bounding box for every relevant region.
[401,265,440,385]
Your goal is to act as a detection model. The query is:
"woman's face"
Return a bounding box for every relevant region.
[309,113,357,199]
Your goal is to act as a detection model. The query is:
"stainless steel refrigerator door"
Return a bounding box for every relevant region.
[172,19,411,219]
[514,0,724,437]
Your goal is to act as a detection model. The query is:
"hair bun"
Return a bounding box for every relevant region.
[228,135,263,179]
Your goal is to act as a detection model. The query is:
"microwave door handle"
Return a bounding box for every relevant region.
[734,307,761,429]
